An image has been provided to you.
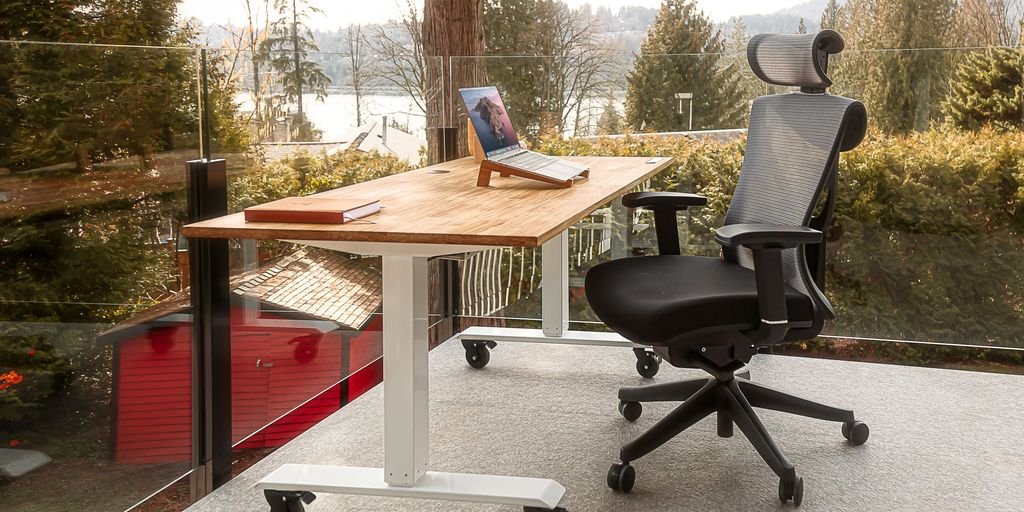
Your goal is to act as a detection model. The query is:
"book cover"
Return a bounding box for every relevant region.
[243,197,381,224]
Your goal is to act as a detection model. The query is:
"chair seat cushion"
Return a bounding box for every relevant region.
[584,255,814,346]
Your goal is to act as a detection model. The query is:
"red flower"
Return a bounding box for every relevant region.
[27,349,36,357]
[0,370,23,391]
[8,439,20,447]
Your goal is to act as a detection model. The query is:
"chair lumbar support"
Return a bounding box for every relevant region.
[585,30,871,508]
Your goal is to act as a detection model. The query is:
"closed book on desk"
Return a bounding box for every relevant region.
[244,197,381,224]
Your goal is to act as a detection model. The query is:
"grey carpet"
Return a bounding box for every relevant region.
[186,339,1024,511]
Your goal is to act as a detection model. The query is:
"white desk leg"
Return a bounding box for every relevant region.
[255,253,566,509]
[542,231,569,337]
[382,255,429,486]
[458,229,639,348]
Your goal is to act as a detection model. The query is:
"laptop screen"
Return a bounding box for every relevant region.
[459,86,521,158]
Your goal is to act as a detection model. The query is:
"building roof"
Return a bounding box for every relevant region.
[97,249,382,344]
[334,121,425,166]
[258,122,425,167]
[235,249,381,330]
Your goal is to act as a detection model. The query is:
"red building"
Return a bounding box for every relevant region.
[98,250,384,465]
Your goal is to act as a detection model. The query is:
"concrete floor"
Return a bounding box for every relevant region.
[187,339,1024,511]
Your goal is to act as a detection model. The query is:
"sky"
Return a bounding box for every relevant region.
[178,0,809,30]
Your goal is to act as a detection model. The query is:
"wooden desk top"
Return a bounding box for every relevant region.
[182,156,674,248]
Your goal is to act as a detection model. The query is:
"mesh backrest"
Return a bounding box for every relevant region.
[724,92,862,315]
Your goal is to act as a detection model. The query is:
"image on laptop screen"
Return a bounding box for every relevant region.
[459,86,521,157]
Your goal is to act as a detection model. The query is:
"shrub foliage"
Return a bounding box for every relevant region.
[536,128,1024,348]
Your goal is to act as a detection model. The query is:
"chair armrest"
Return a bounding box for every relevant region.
[622,192,707,256]
[622,191,707,210]
[715,224,822,346]
[715,224,822,249]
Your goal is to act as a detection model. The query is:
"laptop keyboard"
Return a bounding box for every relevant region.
[494,150,586,180]
[502,151,556,169]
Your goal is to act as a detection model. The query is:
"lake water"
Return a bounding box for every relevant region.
[234,91,626,141]
[235,92,428,141]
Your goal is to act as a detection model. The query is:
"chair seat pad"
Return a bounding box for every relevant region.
[584,255,814,346]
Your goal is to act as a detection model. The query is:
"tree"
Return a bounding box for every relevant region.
[258,0,332,141]
[944,48,1024,131]
[820,0,843,30]
[3,0,201,172]
[839,0,958,133]
[485,0,618,139]
[953,0,1022,46]
[596,97,624,135]
[240,0,274,140]
[625,0,745,132]
[726,16,758,117]
[368,1,438,122]
[345,24,369,126]
[0,1,87,170]
[423,0,485,161]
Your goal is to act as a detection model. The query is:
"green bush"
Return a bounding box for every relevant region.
[229,149,413,212]
[0,335,72,426]
[536,128,1024,349]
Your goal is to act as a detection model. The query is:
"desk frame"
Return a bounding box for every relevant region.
[254,230,637,510]
[182,156,676,510]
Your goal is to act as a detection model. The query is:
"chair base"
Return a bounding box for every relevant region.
[612,372,867,506]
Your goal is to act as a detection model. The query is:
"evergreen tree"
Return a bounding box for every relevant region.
[841,0,958,133]
[727,16,758,115]
[596,98,623,135]
[820,0,843,30]
[943,48,1024,131]
[258,0,331,141]
[484,0,541,136]
[0,1,87,170]
[625,0,745,132]
[484,0,612,139]
[3,0,203,171]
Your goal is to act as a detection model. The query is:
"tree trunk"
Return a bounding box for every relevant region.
[423,0,485,163]
[292,0,303,120]
[74,146,92,173]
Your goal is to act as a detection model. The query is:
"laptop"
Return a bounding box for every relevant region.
[459,86,588,181]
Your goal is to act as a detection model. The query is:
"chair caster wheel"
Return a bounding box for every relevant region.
[264,489,316,512]
[607,462,635,493]
[462,340,495,369]
[778,475,803,507]
[618,400,642,422]
[842,420,869,445]
[523,507,568,512]
[634,350,660,378]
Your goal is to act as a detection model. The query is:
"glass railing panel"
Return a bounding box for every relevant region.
[450,50,1024,354]
[0,41,201,512]
[200,48,446,453]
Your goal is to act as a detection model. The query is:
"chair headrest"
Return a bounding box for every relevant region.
[747,30,845,90]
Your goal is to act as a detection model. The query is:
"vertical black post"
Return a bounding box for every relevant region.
[338,331,351,408]
[199,49,212,161]
[187,158,232,498]
[439,127,458,163]
[435,127,461,334]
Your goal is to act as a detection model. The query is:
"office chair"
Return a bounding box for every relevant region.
[585,30,869,507]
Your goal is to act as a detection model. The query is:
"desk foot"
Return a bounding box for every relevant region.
[457,326,640,348]
[255,464,566,509]
[456,327,660,377]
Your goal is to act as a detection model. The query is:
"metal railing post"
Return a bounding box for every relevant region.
[186,158,232,499]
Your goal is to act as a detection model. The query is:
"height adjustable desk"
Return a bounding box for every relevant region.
[182,155,673,510]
